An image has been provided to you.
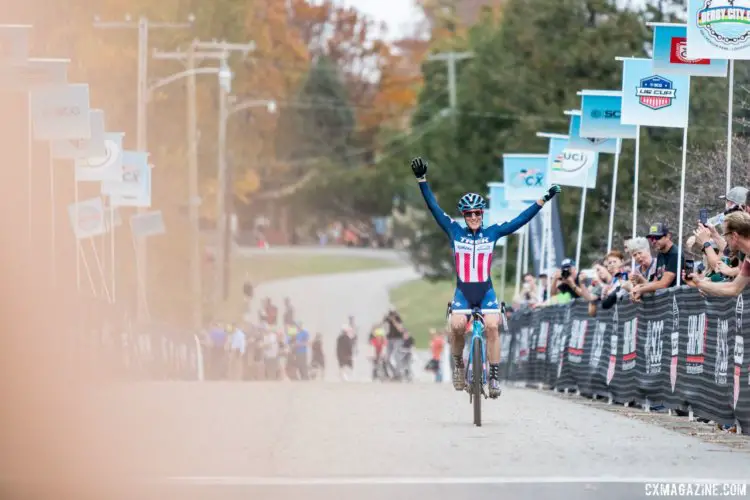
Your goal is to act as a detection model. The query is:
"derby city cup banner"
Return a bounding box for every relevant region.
[0,58,68,92]
[651,23,727,77]
[101,151,152,208]
[546,136,598,189]
[579,90,638,139]
[567,111,621,155]
[67,197,107,240]
[502,154,548,201]
[0,25,30,63]
[51,108,106,160]
[620,58,690,128]
[30,83,91,140]
[75,132,124,182]
[687,0,750,59]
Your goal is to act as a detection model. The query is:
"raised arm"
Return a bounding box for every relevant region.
[411,157,457,235]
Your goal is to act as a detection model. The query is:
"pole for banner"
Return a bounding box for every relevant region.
[131,232,150,320]
[545,208,553,303]
[606,140,621,253]
[74,181,81,291]
[727,60,735,193]
[539,203,548,282]
[632,126,641,240]
[575,168,590,269]
[676,111,690,287]
[80,244,98,296]
[514,231,524,297]
[89,238,112,302]
[27,97,33,248]
[110,205,116,302]
[49,149,57,287]
[522,225,530,275]
[500,237,508,303]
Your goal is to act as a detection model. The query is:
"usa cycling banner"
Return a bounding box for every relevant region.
[578,90,638,139]
[686,0,750,60]
[500,287,750,433]
[566,110,621,155]
[501,154,548,201]
[619,57,690,128]
[650,22,727,77]
[544,134,599,189]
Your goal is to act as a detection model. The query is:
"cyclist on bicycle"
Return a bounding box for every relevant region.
[410,157,560,398]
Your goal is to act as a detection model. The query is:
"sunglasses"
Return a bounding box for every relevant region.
[646,235,664,241]
[463,210,483,219]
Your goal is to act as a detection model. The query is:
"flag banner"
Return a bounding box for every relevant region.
[502,154,548,201]
[0,25,30,64]
[525,196,565,275]
[67,197,107,240]
[52,109,106,159]
[687,0,750,60]
[544,134,599,189]
[30,83,91,140]
[130,210,166,238]
[76,132,125,182]
[0,58,69,91]
[579,90,638,139]
[500,288,749,432]
[651,23,727,77]
[620,58,690,128]
[104,152,152,208]
[566,111,621,154]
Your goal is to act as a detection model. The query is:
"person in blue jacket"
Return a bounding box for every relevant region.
[410,157,560,398]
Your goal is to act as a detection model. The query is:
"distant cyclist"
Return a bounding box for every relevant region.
[410,157,560,398]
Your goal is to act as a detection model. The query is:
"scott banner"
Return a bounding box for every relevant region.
[620,57,690,128]
[502,154,548,201]
[566,111,621,155]
[687,0,750,60]
[651,22,727,77]
[545,135,599,189]
[30,83,91,140]
[579,90,638,139]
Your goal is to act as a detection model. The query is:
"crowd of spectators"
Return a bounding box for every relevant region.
[512,185,750,313]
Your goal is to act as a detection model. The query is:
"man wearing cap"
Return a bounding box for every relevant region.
[630,222,681,302]
[721,186,748,213]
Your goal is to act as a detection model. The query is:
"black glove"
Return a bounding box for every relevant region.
[543,184,561,202]
[411,157,427,178]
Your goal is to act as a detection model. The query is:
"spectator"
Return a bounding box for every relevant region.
[227,323,246,380]
[427,328,446,383]
[400,329,415,381]
[538,272,549,302]
[284,325,299,380]
[263,326,280,380]
[600,250,630,309]
[384,309,404,379]
[310,333,325,380]
[686,211,750,296]
[293,323,310,380]
[207,322,229,380]
[586,262,613,316]
[259,297,278,328]
[551,258,584,301]
[369,325,387,380]
[720,186,748,214]
[282,297,295,328]
[336,325,355,381]
[513,274,539,310]
[688,226,733,283]
[630,223,681,302]
[625,237,656,287]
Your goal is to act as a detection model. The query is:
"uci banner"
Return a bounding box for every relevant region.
[502,154,548,201]
[620,57,690,129]
[650,22,727,77]
[566,110,621,155]
[101,150,152,208]
[687,0,750,60]
[578,90,638,139]
[543,134,598,189]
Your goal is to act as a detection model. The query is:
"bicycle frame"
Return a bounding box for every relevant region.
[464,311,488,387]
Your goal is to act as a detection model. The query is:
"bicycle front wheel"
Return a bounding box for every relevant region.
[472,336,482,427]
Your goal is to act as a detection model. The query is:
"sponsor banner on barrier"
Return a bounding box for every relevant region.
[687,0,750,60]
[67,197,107,240]
[544,135,599,189]
[620,58,690,129]
[502,154,548,201]
[130,210,166,238]
[30,83,91,141]
[76,132,125,182]
[500,288,750,431]
[0,25,30,63]
[650,23,727,77]
[579,90,638,139]
[566,110,621,155]
[102,151,151,208]
[52,109,106,159]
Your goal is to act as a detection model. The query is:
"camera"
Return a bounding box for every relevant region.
[561,266,571,279]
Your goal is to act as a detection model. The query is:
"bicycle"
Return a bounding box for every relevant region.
[465,307,488,427]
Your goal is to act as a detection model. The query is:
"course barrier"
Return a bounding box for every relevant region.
[500,287,750,434]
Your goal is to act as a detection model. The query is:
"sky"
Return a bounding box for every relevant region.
[330,0,424,40]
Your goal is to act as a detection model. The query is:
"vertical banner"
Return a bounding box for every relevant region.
[566,110,621,154]
[579,90,638,139]
[30,83,91,140]
[619,57,691,129]
[650,22,727,76]
[541,133,599,189]
[103,151,152,208]
[687,0,750,60]
[76,132,125,182]
[51,108,106,159]
[0,58,69,91]
[502,154,549,201]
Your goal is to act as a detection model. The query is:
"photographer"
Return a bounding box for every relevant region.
[551,258,586,301]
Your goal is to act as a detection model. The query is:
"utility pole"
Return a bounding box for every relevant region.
[153,40,254,321]
[93,14,194,322]
[426,51,474,112]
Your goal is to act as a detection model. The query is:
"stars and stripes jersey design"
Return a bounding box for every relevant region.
[418,180,542,284]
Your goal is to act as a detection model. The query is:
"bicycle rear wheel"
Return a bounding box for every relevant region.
[472,336,482,427]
